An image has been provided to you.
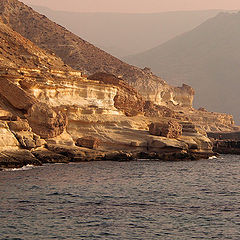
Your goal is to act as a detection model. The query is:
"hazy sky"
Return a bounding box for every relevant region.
[21,0,240,13]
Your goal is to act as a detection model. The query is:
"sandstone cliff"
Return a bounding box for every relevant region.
[0,64,215,170]
[0,1,238,169]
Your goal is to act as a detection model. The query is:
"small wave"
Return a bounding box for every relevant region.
[4,164,36,172]
[209,156,218,160]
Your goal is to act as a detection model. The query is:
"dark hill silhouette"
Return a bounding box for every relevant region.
[125,12,240,123]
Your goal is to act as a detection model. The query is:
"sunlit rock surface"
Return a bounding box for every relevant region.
[0,1,238,169]
[0,66,218,169]
[0,121,19,150]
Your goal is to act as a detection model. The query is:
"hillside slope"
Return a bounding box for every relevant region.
[0,0,195,108]
[0,19,69,70]
[125,12,240,122]
[30,6,220,58]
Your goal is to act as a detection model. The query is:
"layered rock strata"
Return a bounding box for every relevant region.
[174,107,236,132]
[149,121,182,139]
[0,67,215,170]
[208,131,240,140]
[0,1,236,133]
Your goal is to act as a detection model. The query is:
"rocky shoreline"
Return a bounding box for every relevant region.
[0,71,219,171]
[0,71,235,171]
[0,116,216,171]
[208,132,240,155]
[0,71,237,171]
[0,144,216,171]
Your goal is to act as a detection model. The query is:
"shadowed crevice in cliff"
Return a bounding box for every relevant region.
[0,77,37,111]
[0,94,25,120]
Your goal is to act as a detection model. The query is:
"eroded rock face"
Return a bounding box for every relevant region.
[31,149,69,164]
[19,79,38,90]
[147,136,188,150]
[172,84,195,108]
[181,121,199,136]
[0,2,224,168]
[15,132,46,150]
[208,131,240,140]
[27,102,67,139]
[114,89,144,116]
[0,0,237,134]
[46,144,106,162]
[0,0,195,109]
[46,131,75,146]
[0,121,19,149]
[178,108,236,132]
[0,78,37,111]
[7,120,31,132]
[144,101,176,118]
[207,131,240,154]
[76,136,100,150]
[192,135,213,152]
[88,72,144,116]
[7,119,46,149]
[149,121,182,139]
[0,149,41,169]
[212,140,240,154]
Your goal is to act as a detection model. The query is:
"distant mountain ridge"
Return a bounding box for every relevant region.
[125,12,240,123]
[30,5,221,58]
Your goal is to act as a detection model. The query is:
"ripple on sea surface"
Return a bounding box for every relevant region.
[0,155,240,239]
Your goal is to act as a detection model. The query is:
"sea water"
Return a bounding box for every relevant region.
[0,155,240,239]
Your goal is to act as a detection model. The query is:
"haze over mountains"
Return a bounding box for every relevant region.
[19,0,240,13]
[125,12,240,123]
[30,6,221,58]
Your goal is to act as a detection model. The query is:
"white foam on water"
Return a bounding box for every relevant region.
[4,164,36,172]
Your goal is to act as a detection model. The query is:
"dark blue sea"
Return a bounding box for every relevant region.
[0,155,240,239]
